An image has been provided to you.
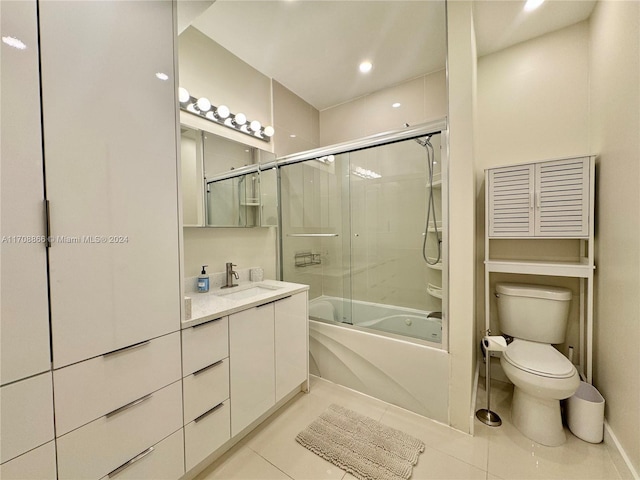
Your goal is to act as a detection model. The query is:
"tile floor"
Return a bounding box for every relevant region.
[195,376,622,480]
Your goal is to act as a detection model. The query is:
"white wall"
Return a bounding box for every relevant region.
[182,227,277,281]
[447,0,477,434]
[589,1,640,475]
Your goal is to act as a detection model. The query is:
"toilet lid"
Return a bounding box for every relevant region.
[503,339,576,378]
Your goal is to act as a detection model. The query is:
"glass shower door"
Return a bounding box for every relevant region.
[279,154,352,324]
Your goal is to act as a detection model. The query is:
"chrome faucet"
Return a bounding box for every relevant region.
[221,262,239,289]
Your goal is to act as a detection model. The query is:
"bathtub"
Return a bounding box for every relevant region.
[308,296,449,422]
[309,296,442,343]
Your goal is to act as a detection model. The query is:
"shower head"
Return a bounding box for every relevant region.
[403,123,431,148]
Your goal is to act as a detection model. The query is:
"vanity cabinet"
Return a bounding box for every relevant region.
[275,292,309,402]
[230,291,309,436]
[488,157,590,238]
[229,302,277,436]
[182,317,231,470]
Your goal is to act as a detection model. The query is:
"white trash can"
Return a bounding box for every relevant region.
[566,381,605,443]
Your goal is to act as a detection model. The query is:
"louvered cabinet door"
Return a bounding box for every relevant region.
[535,158,590,237]
[488,164,535,237]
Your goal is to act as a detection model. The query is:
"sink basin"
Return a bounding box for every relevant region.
[216,284,281,301]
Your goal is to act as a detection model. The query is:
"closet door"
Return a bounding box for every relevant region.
[39,1,181,367]
[0,0,51,385]
[488,164,535,237]
[535,157,590,237]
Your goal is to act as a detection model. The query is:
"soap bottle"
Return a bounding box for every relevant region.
[198,265,209,293]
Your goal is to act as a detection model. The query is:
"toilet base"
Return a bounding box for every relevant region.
[511,387,567,446]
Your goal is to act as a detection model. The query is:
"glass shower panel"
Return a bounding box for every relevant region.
[279,154,352,323]
[349,135,443,322]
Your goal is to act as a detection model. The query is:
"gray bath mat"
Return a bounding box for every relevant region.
[295,404,425,480]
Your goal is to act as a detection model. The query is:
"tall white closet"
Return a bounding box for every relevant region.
[1,1,183,478]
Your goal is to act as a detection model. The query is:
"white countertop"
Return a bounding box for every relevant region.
[182,279,309,329]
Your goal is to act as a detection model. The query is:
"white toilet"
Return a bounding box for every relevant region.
[496,283,580,446]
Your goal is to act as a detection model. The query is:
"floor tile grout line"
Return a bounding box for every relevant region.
[246,445,298,480]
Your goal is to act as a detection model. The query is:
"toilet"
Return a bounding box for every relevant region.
[496,283,580,446]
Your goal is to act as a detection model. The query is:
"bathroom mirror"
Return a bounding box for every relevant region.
[180,125,278,227]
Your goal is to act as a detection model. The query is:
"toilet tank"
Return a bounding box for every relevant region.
[496,283,572,344]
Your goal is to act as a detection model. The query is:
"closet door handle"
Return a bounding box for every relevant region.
[107,447,154,478]
[103,340,150,357]
[105,394,152,418]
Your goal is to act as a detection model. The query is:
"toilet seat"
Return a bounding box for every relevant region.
[503,339,575,379]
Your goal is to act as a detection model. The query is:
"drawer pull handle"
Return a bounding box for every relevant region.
[107,446,154,478]
[106,394,152,418]
[103,340,151,357]
[193,359,224,376]
[194,402,225,423]
[256,295,292,309]
[192,317,223,329]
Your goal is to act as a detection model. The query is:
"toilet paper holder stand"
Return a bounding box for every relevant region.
[476,330,507,427]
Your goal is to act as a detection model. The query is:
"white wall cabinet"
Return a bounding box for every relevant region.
[485,155,595,382]
[38,0,181,368]
[488,157,590,238]
[0,0,51,387]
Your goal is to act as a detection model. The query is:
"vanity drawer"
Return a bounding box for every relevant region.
[53,331,181,436]
[0,372,54,464]
[184,400,230,471]
[98,429,184,480]
[183,357,230,424]
[182,316,229,375]
[0,441,56,480]
[56,380,183,480]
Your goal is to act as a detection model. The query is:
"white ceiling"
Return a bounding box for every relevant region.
[180,0,597,111]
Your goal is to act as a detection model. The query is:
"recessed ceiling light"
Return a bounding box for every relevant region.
[155,72,169,81]
[524,0,544,12]
[290,134,297,138]
[2,36,27,50]
[359,61,373,73]
[392,103,401,108]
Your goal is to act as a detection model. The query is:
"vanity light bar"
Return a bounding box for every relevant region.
[178,89,274,143]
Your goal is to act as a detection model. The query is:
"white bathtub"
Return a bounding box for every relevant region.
[308,296,449,422]
[309,296,442,343]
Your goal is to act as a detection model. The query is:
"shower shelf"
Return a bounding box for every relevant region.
[295,252,321,267]
[427,283,442,299]
[427,179,442,188]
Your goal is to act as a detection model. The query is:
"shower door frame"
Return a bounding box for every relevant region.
[273,119,449,350]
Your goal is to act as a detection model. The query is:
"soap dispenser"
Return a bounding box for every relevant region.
[198,265,209,293]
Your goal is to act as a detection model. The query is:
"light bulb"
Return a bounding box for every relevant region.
[327,155,335,163]
[178,87,190,103]
[249,120,262,132]
[196,97,211,112]
[234,113,247,126]
[524,0,544,11]
[224,118,233,127]
[359,61,373,73]
[263,126,275,137]
[216,105,230,119]
[205,111,215,121]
